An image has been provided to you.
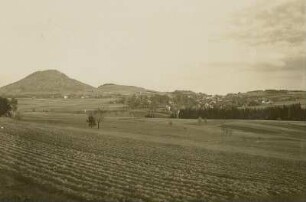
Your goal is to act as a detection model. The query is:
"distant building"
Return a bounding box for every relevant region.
[166,105,171,111]
[176,109,180,118]
[262,99,273,104]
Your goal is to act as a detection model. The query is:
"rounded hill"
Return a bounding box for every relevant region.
[0,70,95,97]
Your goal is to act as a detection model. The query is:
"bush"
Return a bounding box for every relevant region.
[87,114,96,128]
[145,113,154,118]
[0,97,12,117]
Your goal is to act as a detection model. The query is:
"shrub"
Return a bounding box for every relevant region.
[87,114,96,128]
[0,97,12,117]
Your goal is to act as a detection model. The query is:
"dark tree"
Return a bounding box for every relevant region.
[87,114,96,128]
[93,108,106,129]
[0,97,12,117]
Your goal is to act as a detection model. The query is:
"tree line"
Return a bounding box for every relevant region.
[179,103,306,121]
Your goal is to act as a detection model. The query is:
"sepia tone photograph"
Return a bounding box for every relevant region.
[0,0,305,201]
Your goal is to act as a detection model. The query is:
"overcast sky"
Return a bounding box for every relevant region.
[0,0,305,94]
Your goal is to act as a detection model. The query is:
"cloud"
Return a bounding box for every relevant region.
[231,0,305,46]
[226,0,306,75]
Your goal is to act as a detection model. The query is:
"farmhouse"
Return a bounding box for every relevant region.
[262,99,273,104]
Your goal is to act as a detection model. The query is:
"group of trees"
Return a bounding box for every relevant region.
[123,93,200,117]
[123,94,170,109]
[121,94,171,118]
[0,97,18,117]
[179,103,306,121]
[86,108,107,129]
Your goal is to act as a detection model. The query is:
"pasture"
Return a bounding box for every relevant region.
[17,98,124,113]
[0,98,306,201]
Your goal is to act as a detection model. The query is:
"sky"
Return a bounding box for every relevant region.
[0,0,305,95]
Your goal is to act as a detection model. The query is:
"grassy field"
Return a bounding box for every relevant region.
[17,98,125,113]
[0,107,306,202]
[16,98,170,118]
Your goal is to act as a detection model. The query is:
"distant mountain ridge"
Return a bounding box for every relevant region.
[97,83,154,95]
[0,70,95,97]
[0,70,155,97]
[0,70,304,98]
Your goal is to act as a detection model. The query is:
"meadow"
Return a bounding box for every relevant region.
[16,98,124,113]
[0,98,306,201]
